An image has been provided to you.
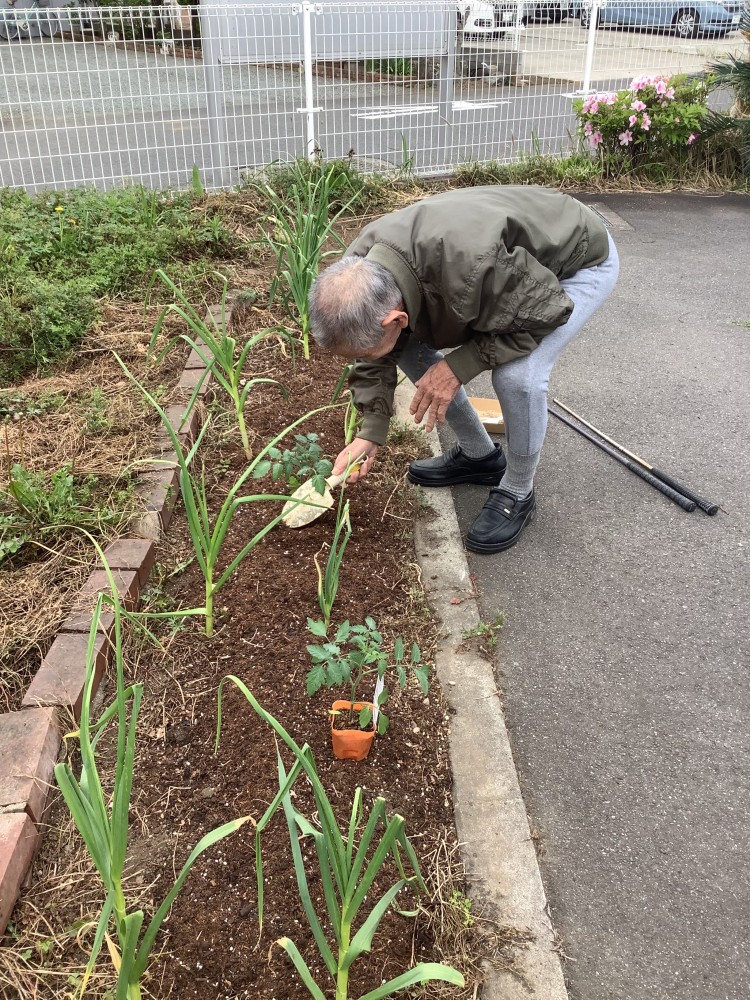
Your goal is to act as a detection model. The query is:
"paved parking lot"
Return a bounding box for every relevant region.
[0,19,744,190]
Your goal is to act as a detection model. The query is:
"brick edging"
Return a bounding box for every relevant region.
[0,322,218,935]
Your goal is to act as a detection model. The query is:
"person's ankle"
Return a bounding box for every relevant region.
[459,444,498,462]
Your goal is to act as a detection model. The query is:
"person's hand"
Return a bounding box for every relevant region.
[410,360,462,433]
[332,438,379,484]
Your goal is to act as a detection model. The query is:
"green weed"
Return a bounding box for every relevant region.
[0,462,134,564]
[459,612,504,651]
[81,388,111,437]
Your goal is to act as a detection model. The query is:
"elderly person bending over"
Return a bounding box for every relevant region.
[308,186,619,554]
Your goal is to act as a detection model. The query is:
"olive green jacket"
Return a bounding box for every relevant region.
[344,185,610,445]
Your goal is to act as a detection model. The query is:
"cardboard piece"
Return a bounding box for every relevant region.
[467,397,505,433]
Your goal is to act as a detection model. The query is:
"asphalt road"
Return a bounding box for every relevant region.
[442,193,750,1000]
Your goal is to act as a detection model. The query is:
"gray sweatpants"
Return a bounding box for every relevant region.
[398,233,620,491]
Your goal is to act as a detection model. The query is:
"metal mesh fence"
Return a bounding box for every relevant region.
[0,0,745,192]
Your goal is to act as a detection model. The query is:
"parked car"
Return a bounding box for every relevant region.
[458,1,522,41]
[524,1,574,21]
[578,0,743,37]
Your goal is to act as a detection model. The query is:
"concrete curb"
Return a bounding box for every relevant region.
[394,384,568,1000]
[0,323,216,936]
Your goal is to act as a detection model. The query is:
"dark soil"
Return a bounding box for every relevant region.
[128,342,453,1000]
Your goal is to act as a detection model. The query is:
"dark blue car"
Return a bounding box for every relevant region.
[578,0,744,37]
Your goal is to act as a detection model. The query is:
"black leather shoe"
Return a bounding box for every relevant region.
[407,444,506,487]
[465,487,536,554]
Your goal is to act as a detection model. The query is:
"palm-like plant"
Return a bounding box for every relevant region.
[703,5,750,174]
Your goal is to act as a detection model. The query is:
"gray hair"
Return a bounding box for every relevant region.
[309,256,404,354]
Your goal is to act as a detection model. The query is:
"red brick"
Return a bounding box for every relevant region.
[59,607,116,640]
[97,538,156,587]
[138,465,180,530]
[163,404,200,445]
[140,450,180,473]
[153,427,191,455]
[177,367,214,396]
[185,345,216,369]
[0,709,60,823]
[77,569,140,612]
[0,813,38,935]
[22,633,111,720]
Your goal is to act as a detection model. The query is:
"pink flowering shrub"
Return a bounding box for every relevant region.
[573,73,708,170]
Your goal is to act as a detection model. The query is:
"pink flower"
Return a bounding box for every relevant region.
[630,100,646,112]
[629,114,638,126]
[688,133,697,144]
[642,113,651,130]
[604,92,618,105]
[619,130,633,146]
[656,80,667,95]
[589,100,599,114]
[584,121,593,135]
[666,87,675,100]
[674,117,680,123]
[590,131,603,149]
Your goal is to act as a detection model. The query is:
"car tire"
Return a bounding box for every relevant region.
[672,8,699,37]
[0,13,18,40]
[580,7,600,28]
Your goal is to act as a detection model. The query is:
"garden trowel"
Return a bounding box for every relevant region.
[281,458,364,529]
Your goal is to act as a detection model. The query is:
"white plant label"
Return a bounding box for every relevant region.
[372,675,385,729]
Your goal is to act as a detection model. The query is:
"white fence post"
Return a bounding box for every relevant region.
[438,6,457,124]
[198,1,229,183]
[581,0,600,94]
[300,1,319,160]
[437,5,457,172]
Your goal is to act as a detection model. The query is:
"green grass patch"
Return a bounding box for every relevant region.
[0,184,242,384]
[0,461,136,565]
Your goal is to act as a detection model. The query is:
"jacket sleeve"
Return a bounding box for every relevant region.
[346,333,409,445]
[443,243,575,384]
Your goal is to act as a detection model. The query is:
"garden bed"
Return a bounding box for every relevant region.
[0,172,526,998]
[1,330,522,999]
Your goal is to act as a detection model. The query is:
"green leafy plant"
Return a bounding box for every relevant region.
[328,365,362,445]
[365,57,414,77]
[55,588,249,1000]
[316,494,351,628]
[0,462,130,564]
[253,431,333,491]
[81,388,112,437]
[702,5,750,174]
[0,390,65,421]
[0,273,97,382]
[118,353,333,636]
[306,618,428,732]
[146,271,291,458]
[459,612,504,651]
[192,163,204,198]
[573,73,709,174]
[449,889,475,928]
[259,164,357,358]
[215,679,465,1000]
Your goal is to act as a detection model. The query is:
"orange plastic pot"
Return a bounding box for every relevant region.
[330,701,375,761]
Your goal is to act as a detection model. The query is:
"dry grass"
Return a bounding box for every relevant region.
[0,538,92,709]
[0,795,169,1000]
[408,833,534,1000]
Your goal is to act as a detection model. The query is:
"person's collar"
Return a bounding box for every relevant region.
[364,243,422,327]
